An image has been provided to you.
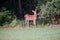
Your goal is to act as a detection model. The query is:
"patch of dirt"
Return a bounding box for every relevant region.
[2,24,29,30]
[13,25,23,29]
[45,24,60,28]
[1,24,60,30]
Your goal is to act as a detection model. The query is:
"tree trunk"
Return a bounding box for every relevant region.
[18,0,22,14]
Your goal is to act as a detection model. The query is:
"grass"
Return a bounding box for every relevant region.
[0,27,60,40]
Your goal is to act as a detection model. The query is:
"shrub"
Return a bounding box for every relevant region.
[37,0,60,24]
[9,19,17,27]
[0,8,11,26]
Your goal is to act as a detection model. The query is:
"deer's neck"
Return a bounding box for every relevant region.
[34,11,36,15]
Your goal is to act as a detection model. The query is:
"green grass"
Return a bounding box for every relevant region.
[0,27,60,40]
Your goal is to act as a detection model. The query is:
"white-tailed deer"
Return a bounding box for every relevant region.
[24,9,37,27]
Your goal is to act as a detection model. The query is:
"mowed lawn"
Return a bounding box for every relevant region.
[0,27,60,40]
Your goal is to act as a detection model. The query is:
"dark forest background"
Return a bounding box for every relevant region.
[0,0,60,27]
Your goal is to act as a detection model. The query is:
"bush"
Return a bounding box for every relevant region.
[0,8,11,26]
[37,0,60,24]
[9,19,17,27]
[9,19,24,27]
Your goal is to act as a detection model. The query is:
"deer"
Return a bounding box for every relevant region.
[24,9,37,28]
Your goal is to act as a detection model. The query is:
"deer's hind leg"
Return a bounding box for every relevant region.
[27,20,29,27]
[25,19,29,27]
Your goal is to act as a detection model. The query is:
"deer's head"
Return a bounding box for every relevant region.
[32,9,37,15]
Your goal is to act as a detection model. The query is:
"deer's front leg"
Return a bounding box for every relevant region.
[33,20,36,28]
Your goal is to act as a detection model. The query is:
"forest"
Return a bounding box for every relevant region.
[0,0,60,40]
[0,0,60,27]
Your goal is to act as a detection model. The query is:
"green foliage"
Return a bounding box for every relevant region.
[36,0,43,9]
[38,0,60,24]
[9,19,17,27]
[0,7,11,26]
[9,19,24,27]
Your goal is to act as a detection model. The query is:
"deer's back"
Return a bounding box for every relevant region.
[24,14,37,20]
